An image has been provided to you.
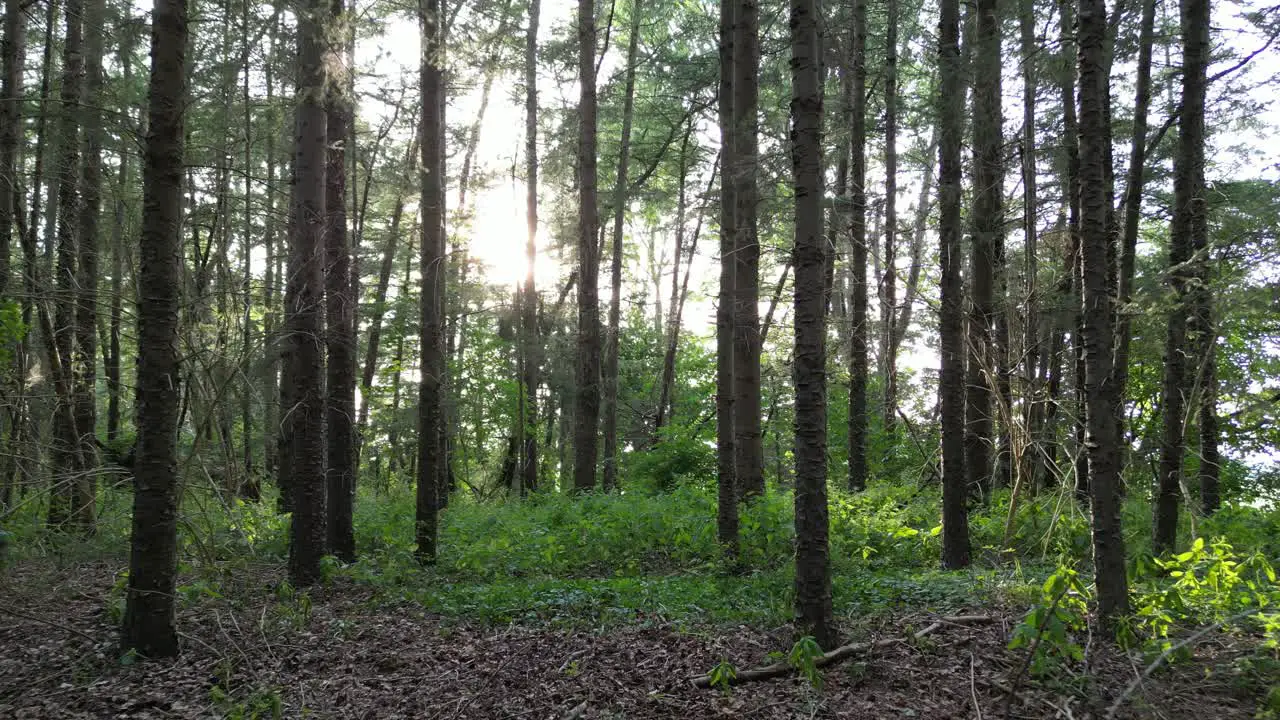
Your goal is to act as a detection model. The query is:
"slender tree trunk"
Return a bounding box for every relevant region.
[790,0,834,649]
[966,0,1004,500]
[880,0,899,438]
[1197,306,1219,515]
[847,4,868,493]
[286,0,330,585]
[601,2,640,492]
[572,0,601,492]
[121,0,187,657]
[653,125,693,440]
[890,129,938,357]
[715,0,738,556]
[239,1,257,496]
[1079,0,1130,625]
[262,18,281,480]
[1018,0,1039,490]
[1113,0,1156,445]
[520,0,541,495]
[0,0,24,507]
[325,0,356,561]
[939,0,971,569]
[48,0,85,528]
[416,0,447,561]
[732,0,763,501]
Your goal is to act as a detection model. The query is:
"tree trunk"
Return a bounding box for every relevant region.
[966,0,1004,500]
[572,0,601,492]
[325,0,356,562]
[939,0,970,570]
[732,0,763,501]
[416,0,447,561]
[1154,0,1207,556]
[1113,0,1156,448]
[121,0,186,657]
[520,0,541,495]
[880,0,899,439]
[601,2,641,492]
[1017,0,1039,492]
[653,124,694,441]
[48,0,85,529]
[1078,0,1130,626]
[715,0,738,556]
[790,0,833,649]
[286,0,330,585]
[847,4,868,493]
[0,0,21,301]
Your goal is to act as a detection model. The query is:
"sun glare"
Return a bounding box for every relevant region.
[467,181,560,291]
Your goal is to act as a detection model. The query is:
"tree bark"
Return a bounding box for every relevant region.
[520,0,541,494]
[325,0,356,562]
[790,0,834,650]
[939,0,971,570]
[601,1,641,492]
[732,0,763,501]
[121,0,187,658]
[573,0,601,492]
[715,0,738,557]
[1154,0,1208,556]
[847,4,868,493]
[416,0,446,561]
[286,0,330,585]
[1079,0,1130,625]
[880,0,899,439]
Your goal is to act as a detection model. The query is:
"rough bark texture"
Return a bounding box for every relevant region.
[121,0,186,658]
[286,0,330,585]
[601,3,640,492]
[846,3,868,493]
[880,0,899,439]
[1078,0,1130,625]
[520,0,541,494]
[790,0,834,650]
[966,0,1003,500]
[732,0,764,501]
[417,0,446,561]
[938,0,970,570]
[1017,0,1038,490]
[325,0,356,562]
[572,0,601,492]
[0,0,22,300]
[715,0,738,557]
[1155,0,1208,556]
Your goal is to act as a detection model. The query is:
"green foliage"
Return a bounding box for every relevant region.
[1007,564,1090,677]
[708,659,737,695]
[788,635,825,689]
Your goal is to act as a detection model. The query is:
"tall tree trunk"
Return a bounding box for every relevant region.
[889,129,938,358]
[880,0,899,439]
[262,16,281,481]
[325,0,356,562]
[106,27,135,445]
[939,0,971,569]
[572,0,601,492]
[1113,0,1156,445]
[966,0,1004,500]
[73,0,107,531]
[239,0,257,496]
[48,0,85,528]
[600,2,640,492]
[286,0,330,585]
[732,0,763,501]
[1079,0,1130,625]
[847,4,868,493]
[416,0,447,561]
[1017,0,1039,491]
[519,0,541,495]
[121,0,186,657]
[0,0,25,508]
[790,0,834,649]
[1154,0,1208,556]
[715,0,738,556]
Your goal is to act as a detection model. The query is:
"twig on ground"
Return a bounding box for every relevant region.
[0,603,99,643]
[690,615,995,688]
[970,651,985,720]
[1104,610,1270,720]
[560,700,588,720]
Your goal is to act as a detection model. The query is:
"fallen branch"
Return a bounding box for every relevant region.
[690,615,995,688]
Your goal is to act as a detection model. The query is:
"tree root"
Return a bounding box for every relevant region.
[690,614,995,688]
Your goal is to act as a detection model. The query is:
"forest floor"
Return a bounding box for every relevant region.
[0,559,1268,720]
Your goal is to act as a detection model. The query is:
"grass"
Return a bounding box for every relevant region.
[5,475,1279,633]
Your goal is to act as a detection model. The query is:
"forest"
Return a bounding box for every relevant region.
[0,0,1279,714]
